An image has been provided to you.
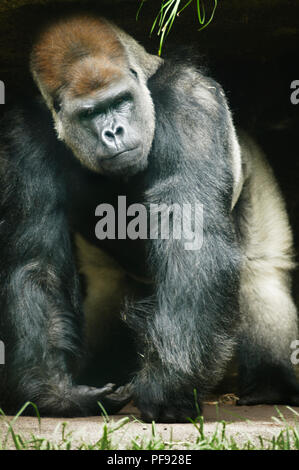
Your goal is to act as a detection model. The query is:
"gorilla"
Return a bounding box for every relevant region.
[0,14,298,422]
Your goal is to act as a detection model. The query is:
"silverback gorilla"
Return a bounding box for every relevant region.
[0,14,298,422]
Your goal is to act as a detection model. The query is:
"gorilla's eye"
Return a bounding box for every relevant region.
[113,93,133,109]
[78,107,98,121]
[129,68,138,79]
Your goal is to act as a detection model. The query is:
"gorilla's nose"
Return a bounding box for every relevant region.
[101,125,125,150]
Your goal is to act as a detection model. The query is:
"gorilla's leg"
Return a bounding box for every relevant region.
[237,260,299,405]
[236,137,299,405]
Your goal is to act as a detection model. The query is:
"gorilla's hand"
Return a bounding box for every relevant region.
[133,379,202,423]
[66,383,132,417]
[5,383,132,418]
[14,383,132,417]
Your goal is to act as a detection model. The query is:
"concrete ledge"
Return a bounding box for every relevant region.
[1,403,298,449]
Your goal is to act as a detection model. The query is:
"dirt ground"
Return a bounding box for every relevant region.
[1,402,299,450]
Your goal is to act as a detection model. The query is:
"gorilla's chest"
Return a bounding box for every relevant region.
[65,166,150,279]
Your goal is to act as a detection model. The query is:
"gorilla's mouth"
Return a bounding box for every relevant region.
[99,146,141,162]
[97,145,147,176]
[98,146,143,169]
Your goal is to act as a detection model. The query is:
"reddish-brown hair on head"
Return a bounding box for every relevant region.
[31,15,126,98]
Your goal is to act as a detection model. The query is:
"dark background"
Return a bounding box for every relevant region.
[0,0,298,304]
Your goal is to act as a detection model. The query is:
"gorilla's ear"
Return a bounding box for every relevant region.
[110,24,163,80]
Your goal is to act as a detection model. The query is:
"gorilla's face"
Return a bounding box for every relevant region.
[55,67,155,177]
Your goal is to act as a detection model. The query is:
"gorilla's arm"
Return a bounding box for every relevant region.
[0,103,129,416]
[129,63,242,422]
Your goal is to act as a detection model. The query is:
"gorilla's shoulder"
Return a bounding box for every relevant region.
[0,94,55,143]
[149,47,206,80]
[148,48,227,115]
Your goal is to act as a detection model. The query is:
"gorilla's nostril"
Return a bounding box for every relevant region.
[115,126,124,137]
[104,130,115,140]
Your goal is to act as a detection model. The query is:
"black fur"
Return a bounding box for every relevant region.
[127,61,242,421]
[0,56,242,420]
[0,101,130,416]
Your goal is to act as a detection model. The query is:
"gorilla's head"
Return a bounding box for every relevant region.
[31,15,162,177]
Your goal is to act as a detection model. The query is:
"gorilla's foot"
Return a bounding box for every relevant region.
[237,388,299,407]
[238,366,299,407]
